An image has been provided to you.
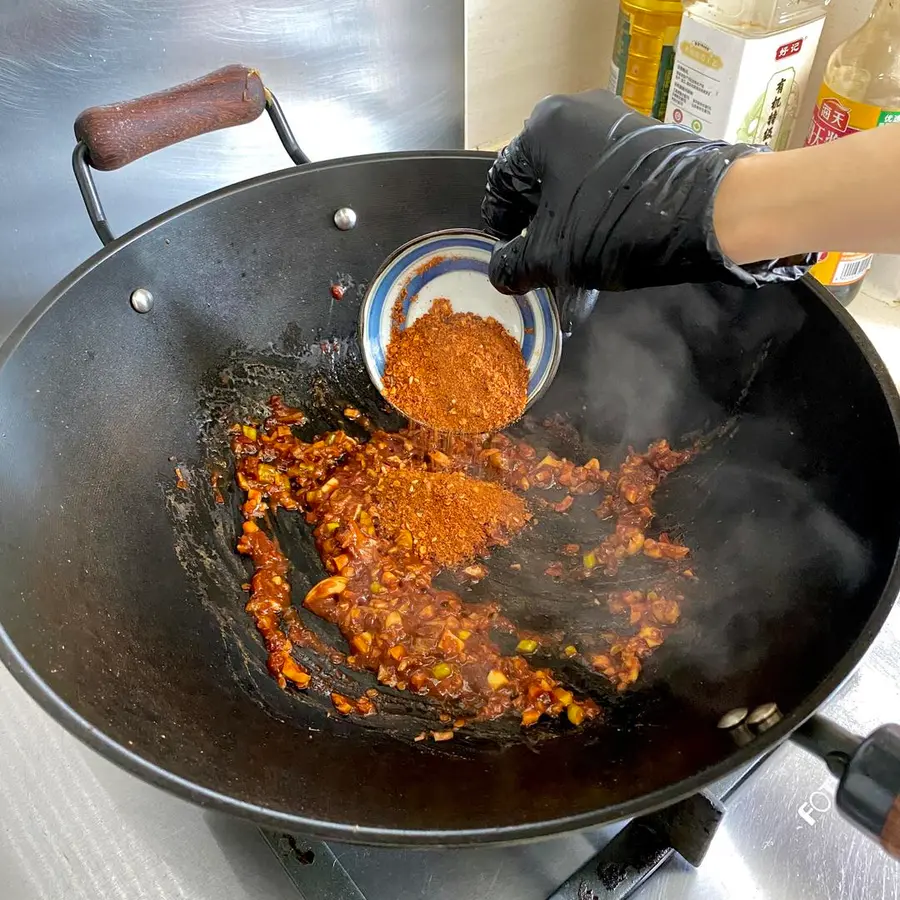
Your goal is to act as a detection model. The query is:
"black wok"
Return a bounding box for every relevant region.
[1,65,900,855]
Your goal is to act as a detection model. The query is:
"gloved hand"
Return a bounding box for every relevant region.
[482,90,814,294]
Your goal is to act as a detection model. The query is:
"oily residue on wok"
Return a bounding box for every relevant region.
[227,395,695,740]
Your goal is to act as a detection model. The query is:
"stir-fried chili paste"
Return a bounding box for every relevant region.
[590,440,693,577]
[229,397,694,733]
[382,297,529,433]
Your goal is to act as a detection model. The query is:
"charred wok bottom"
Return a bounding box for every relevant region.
[228,397,695,738]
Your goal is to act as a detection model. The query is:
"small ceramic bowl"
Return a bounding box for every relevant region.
[359,228,561,423]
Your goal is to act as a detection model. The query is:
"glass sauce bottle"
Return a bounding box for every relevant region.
[804,0,900,305]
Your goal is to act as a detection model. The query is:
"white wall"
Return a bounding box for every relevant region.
[465,0,620,149]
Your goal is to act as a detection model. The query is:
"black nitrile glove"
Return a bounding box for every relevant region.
[482,90,814,295]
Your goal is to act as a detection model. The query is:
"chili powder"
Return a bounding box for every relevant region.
[375,468,530,567]
[382,297,528,433]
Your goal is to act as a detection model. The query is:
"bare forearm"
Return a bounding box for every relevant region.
[713,125,900,265]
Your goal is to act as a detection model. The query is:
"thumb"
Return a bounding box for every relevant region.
[488,232,539,296]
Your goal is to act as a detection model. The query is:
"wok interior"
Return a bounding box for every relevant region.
[0,155,898,840]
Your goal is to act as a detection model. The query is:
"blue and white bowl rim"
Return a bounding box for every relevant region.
[358,227,562,418]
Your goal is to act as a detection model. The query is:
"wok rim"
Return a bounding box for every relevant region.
[1,150,899,846]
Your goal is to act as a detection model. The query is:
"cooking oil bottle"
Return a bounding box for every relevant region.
[805,0,900,305]
[608,0,683,121]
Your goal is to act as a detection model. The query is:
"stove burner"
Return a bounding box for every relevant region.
[261,754,771,900]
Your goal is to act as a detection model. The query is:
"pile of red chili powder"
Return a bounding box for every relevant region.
[375,467,530,567]
[382,297,529,433]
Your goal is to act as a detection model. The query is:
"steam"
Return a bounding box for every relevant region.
[541,281,807,453]
[666,442,869,686]
[525,280,871,699]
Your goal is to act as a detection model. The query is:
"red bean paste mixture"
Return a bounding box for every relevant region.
[230,397,693,739]
[382,296,529,434]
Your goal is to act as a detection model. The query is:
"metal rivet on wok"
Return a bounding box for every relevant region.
[747,702,782,733]
[333,207,357,231]
[130,288,154,313]
[717,707,760,747]
[717,708,748,730]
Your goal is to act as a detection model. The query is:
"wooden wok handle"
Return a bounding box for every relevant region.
[794,717,900,858]
[883,797,900,857]
[74,65,267,171]
[835,724,900,859]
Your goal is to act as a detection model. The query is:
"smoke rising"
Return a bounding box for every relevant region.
[518,280,873,707]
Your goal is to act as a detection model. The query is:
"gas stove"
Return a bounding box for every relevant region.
[2,294,899,900]
[260,754,761,899]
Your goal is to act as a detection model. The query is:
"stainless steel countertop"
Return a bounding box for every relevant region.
[2,293,899,899]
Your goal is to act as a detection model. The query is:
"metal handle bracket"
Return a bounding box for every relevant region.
[72,90,308,245]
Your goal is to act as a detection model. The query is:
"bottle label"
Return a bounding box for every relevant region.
[805,85,900,287]
[653,44,675,121]
[608,9,630,97]
[665,12,825,148]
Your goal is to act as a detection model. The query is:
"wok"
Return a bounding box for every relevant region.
[1,65,900,855]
